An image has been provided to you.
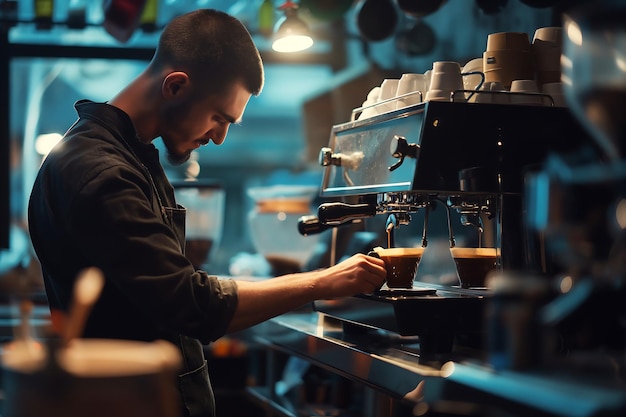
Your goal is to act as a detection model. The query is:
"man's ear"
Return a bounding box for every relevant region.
[162,71,189,97]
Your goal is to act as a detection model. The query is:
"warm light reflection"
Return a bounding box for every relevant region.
[566,21,583,47]
[560,55,573,86]
[272,1,313,53]
[315,313,325,337]
[615,54,626,73]
[440,361,455,377]
[272,35,313,53]
[34,132,63,157]
[616,199,626,229]
[185,152,201,179]
[559,275,573,293]
[561,74,572,87]
[560,54,572,70]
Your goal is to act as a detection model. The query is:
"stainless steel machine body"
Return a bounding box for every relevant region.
[309,100,598,356]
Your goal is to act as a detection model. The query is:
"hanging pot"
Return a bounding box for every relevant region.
[396,0,447,18]
[476,0,509,14]
[356,0,399,42]
[395,20,436,56]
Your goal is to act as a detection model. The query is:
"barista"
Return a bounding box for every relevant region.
[27,9,387,417]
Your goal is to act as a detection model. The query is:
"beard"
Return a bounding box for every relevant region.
[164,140,192,166]
[167,151,191,166]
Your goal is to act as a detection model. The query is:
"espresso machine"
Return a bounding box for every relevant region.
[300,99,599,357]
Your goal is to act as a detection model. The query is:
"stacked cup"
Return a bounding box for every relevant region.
[395,73,428,109]
[474,81,509,104]
[483,32,535,90]
[532,27,562,88]
[463,57,484,93]
[356,86,380,120]
[541,82,567,107]
[509,79,543,105]
[377,78,400,113]
[425,61,465,102]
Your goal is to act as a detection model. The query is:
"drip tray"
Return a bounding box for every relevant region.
[375,287,438,297]
[314,285,489,354]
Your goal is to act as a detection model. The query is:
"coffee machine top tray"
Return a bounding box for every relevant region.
[319,101,596,198]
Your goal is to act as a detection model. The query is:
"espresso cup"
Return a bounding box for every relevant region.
[395,73,427,109]
[486,32,532,52]
[372,247,425,288]
[357,86,383,120]
[377,78,400,112]
[541,82,567,107]
[462,57,484,92]
[425,61,464,102]
[483,31,534,90]
[483,49,535,89]
[450,247,497,288]
[424,69,432,88]
[510,79,543,105]
[473,81,509,104]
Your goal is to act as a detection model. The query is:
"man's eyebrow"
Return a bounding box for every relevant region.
[220,111,241,125]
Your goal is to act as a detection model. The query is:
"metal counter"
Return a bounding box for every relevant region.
[249,308,442,398]
[246,307,626,417]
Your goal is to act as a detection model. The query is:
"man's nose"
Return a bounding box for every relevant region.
[209,126,228,145]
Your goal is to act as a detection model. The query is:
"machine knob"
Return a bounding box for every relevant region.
[389,135,419,171]
[319,147,340,167]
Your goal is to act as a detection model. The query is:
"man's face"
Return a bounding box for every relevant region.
[159,80,251,165]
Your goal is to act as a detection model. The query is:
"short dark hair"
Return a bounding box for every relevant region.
[152,9,264,96]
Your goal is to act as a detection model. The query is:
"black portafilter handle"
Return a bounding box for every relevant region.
[297,202,378,236]
[298,215,330,236]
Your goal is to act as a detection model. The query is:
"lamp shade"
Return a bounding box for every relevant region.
[272,2,313,52]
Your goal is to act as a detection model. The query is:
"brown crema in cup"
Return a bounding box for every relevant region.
[450,247,497,288]
[374,247,425,289]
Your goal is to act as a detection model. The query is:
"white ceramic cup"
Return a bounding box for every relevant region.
[473,81,509,104]
[486,31,532,52]
[462,57,484,92]
[424,69,432,88]
[367,86,381,102]
[425,61,464,102]
[357,86,382,119]
[377,78,400,112]
[395,73,427,109]
[510,79,543,105]
[541,82,567,107]
[532,27,563,86]
[532,26,562,46]
[358,100,377,120]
